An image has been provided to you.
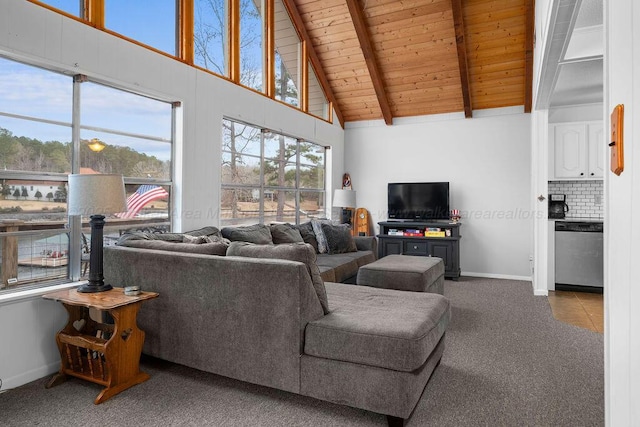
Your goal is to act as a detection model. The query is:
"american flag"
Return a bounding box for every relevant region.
[117,185,169,219]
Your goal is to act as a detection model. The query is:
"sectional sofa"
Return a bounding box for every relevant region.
[103,224,450,425]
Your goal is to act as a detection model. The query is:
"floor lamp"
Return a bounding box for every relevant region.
[333,189,357,226]
[68,174,127,293]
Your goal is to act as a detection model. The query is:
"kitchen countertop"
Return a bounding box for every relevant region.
[549,217,604,223]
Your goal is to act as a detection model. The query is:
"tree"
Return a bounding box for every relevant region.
[46,192,54,201]
[21,188,28,200]
[35,190,43,200]
[12,189,20,199]
[54,184,67,202]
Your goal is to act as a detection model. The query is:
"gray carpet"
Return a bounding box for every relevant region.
[0,277,604,426]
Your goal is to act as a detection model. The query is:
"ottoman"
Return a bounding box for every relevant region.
[356,254,445,294]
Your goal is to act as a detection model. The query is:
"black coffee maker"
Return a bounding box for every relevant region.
[548,194,569,219]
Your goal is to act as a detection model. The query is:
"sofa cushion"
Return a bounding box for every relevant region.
[227,242,330,314]
[221,224,273,244]
[305,282,451,372]
[269,223,304,244]
[320,223,357,254]
[293,222,319,253]
[116,238,229,255]
[316,251,375,283]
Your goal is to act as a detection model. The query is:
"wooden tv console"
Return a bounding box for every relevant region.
[377,221,461,280]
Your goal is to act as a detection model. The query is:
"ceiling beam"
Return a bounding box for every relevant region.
[450,0,472,118]
[346,0,393,126]
[282,0,345,128]
[524,0,535,113]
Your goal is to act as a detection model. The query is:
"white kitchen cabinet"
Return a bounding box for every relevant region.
[588,122,605,178]
[550,121,604,180]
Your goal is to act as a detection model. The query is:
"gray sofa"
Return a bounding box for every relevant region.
[104,240,450,425]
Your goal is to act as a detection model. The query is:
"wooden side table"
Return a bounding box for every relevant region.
[43,287,158,404]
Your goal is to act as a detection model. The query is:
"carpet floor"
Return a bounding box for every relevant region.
[0,277,604,426]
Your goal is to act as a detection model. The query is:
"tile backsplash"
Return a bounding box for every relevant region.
[549,180,603,219]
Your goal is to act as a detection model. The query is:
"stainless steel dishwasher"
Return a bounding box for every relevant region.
[555,221,604,291]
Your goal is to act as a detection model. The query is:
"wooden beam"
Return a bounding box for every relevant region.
[178,0,194,64]
[524,0,535,113]
[282,0,345,127]
[345,0,393,125]
[83,0,104,28]
[450,0,472,118]
[229,0,240,82]
[265,0,276,98]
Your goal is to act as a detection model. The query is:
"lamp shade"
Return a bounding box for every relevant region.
[333,189,356,208]
[67,174,127,216]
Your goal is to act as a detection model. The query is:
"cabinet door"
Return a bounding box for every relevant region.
[588,122,605,178]
[381,239,402,257]
[428,241,453,272]
[553,124,587,178]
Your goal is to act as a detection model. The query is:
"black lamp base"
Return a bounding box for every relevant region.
[77,214,112,293]
[77,281,113,293]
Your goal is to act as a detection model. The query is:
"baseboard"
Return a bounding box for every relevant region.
[533,289,549,296]
[460,272,532,282]
[1,361,59,391]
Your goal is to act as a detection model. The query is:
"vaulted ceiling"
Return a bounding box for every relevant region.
[287,0,534,125]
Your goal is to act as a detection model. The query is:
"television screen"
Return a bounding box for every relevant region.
[388,182,450,220]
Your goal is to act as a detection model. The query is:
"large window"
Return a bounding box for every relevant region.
[194,0,229,76]
[105,0,177,55]
[32,0,334,123]
[0,57,174,293]
[221,118,325,225]
[274,0,300,107]
[239,0,265,91]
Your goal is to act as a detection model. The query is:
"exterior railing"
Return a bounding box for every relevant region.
[0,218,169,291]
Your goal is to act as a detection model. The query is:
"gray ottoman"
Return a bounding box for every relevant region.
[356,255,445,294]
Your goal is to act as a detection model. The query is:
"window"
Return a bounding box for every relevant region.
[274,0,300,107]
[194,0,229,76]
[0,56,175,293]
[37,0,81,17]
[239,0,265,91]
[105,0,177,55]
[221,118,326,226]
[308,61,329,120]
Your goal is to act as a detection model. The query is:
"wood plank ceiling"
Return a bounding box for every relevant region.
[289,0,534,125]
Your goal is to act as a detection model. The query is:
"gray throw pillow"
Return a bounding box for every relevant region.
[270,223,304,244]
[320,223,358,254]
[227,241,330,314]
[294,222,319,253]
[221,224,273,244]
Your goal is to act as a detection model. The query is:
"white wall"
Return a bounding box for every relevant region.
[344,107,533,279]
[0,1,344,390]
[604,0,640,424]
[549,103,604,123]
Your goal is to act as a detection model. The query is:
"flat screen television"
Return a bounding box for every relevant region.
[388,182,450,221]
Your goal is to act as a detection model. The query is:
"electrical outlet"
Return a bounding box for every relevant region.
[7,278,18,285]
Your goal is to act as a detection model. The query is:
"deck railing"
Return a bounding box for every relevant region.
[0,218,169,291]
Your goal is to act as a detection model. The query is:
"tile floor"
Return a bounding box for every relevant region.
[547,290,604,333]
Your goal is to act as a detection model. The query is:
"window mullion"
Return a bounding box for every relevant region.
[69,74,85,281]
[229,0,240,82]
[300,41,308,112]
[83,0,104,28]
[178,0,194,64]
[265,0,275,98]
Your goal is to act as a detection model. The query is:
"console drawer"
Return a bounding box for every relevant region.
[404,241,428,255]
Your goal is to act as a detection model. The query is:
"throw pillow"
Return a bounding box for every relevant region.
[227,241,330,314]
[221,224,273,244]
[294,222,319,253]
[269,223,304,244]
[311,219,333,254]
[320,223,358,254]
